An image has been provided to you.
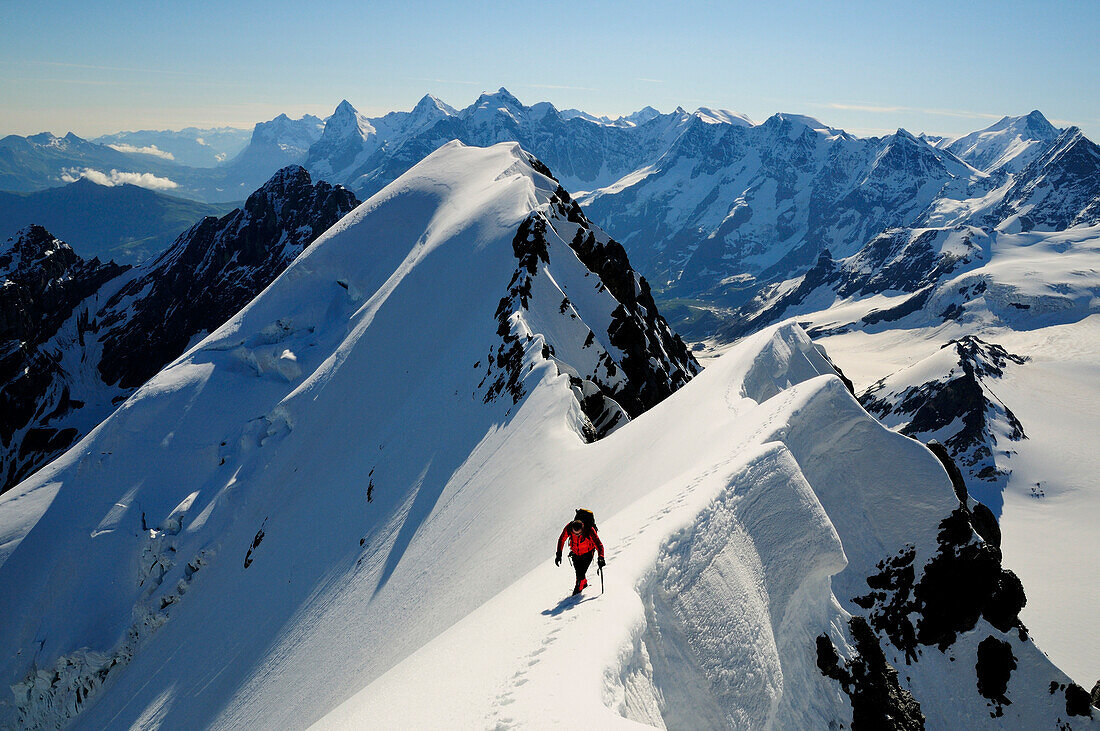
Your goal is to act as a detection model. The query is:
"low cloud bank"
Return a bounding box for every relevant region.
[106,143,175,160]
[60,167,179,190]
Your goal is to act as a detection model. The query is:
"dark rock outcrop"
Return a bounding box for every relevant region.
[482,158,699,440]
[861,337,1028,511]
[0,226,127,489]
[816,617,925,730]
[857,506,1026,660]
[975,636,1017,714]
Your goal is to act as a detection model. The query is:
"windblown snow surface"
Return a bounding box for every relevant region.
[0,143,1091,729]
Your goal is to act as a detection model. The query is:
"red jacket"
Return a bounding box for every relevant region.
[557,523,604,559]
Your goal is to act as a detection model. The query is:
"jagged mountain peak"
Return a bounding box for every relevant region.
[492,86,523,105]
[945,110,1063,174]
[860,335,1030,512]
[995,124,1100,230]
[693,107,752,126]
[465,87,529,124]
[25,131,73,148]
[0,225,75,276]
[411,93,457,118]
[471,86,525,110]
[1021,109,1058,134]
[319,100,375,143]
[764,112,835,133]
[246,163,312,197]
[870,127,976,181]
[251,113,323,140]
[993,109,1059,137]
[625,105,661,123]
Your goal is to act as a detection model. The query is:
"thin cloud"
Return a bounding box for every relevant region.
[0,59,205,78]
[60,167,179,191]
[518,83,599,92]
[106,143,175,160]
[413,77,480,86]
[815,101,1002,121]
[635,78,664,84]
[7,77,149,87]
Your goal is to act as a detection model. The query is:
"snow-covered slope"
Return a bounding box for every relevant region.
[322,323,1093,730]
[579,115,983,297]
[944,111,1062,176]
[709,221,1100,687]
[0,167,357,494]
[0,142,1091,729]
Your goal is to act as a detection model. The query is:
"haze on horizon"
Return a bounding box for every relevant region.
[2,0,1098,141]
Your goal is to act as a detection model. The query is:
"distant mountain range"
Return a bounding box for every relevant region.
[93,126,252,168]
[0,179,234,263]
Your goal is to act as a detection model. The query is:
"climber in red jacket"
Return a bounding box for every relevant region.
[555,509,605,595]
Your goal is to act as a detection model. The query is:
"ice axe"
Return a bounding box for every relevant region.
[598,564,604,595]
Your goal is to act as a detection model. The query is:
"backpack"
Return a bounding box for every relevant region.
[574,508,597,533]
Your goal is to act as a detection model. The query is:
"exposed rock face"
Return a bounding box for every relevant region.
[0,226,127,489]
[976,636,1017,714]
[555,187,698,421]
[994,128,1100,232]
[860,337,1028,512]
[0,169,358,493]
[812,443,1092,727]
[816,617,925,730]
[945,110,1061,176]
[482,157,699,440]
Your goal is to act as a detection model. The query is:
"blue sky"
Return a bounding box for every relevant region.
[2,0,1098,140]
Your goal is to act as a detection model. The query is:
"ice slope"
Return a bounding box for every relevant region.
[0,141,694,728]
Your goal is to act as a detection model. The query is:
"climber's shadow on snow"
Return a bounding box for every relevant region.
[541,594,598,616]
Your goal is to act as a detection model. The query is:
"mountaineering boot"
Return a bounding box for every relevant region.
[579,579,588,591]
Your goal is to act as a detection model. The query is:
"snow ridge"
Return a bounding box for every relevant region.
[0,142,697,728]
